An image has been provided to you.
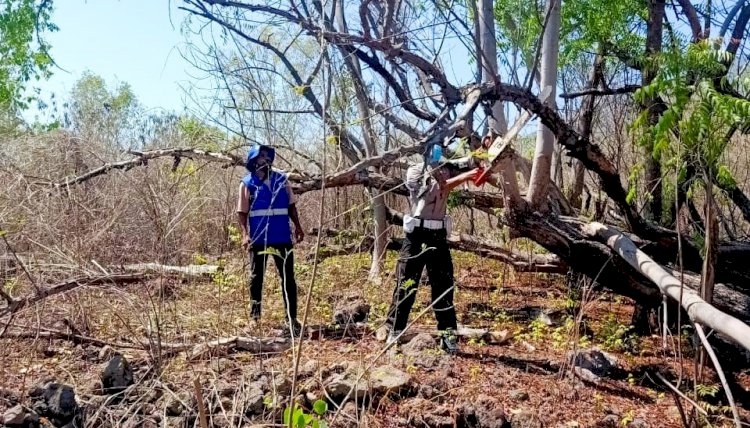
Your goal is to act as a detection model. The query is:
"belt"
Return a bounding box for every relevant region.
[248,208,289,217]
[415,218,445,230]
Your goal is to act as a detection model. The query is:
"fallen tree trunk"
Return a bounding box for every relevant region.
[445,233,566,274]
[663,267,750,320]
[583,222,750,352]
[187,336,291,360]
[310,228,567,274]
[122,263,219,277]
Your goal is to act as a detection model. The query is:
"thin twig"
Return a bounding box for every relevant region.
[653,371,708,417]
[694,324,742,428]
[0,228,41,294]
[194,378,209,428]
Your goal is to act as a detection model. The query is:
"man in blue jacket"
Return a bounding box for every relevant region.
[237,144,305,336]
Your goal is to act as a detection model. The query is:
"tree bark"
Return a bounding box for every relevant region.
[702,181,718,305]
[335,3,388,281]
[527,0,561,209]
[568,53,605,209]
[642,0,665,223]
[478,0,508,134]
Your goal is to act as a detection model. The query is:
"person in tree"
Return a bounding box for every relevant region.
[236,144,305,336]
[383,141,483,354]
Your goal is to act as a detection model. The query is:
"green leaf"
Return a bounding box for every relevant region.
[313,399,328,416]
[716,165,737,189]
[295,412,307,428]
[318,421,329,428]
[257,248,282,257]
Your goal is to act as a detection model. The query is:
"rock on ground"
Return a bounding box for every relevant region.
[28,381,80,427]
[100,354,134,394]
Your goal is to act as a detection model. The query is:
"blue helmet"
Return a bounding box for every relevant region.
[245,144,276,171]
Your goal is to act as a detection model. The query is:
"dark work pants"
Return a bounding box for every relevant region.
[386,227,457,332]
[249,244,297,322]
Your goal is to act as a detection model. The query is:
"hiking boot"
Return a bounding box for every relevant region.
[440,329,459,354]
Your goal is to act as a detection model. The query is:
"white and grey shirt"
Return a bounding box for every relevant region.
[404,163,457,220]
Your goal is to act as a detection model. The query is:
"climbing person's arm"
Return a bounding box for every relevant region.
[444,168,480,192]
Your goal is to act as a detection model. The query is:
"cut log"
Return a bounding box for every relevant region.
[188,336,291,360]
[122,263,219,277]
[311,228,567,274]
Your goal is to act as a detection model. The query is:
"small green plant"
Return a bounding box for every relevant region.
[468,364,482,381]
[227,224,242,244]
[493,310,511,324]
[283,400,329,428]
[3,278,18,296]
[627,372,636,386]
[467,336,487,347]
[620,409,634,426]
[529,318,549,341]
[263,395,274,409]
[550,317,572,349]
[192,253,209,265]
[211,268,241,294]
[695,384,733,421]
[597,313,639,353]
[696,384,719,398]
[549,317,572,348]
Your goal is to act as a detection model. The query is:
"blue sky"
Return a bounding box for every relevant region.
[27,1,192,120]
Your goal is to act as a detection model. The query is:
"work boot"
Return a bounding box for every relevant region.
[440,328,459,354]
[249,301,262,321]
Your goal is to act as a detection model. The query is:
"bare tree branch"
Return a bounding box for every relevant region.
[727,4,750,56]
[39,148,242,188]
[675,0,704,42]
[559,84,640,99]
[0,273,147,318]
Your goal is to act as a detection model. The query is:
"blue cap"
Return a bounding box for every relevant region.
[245,144,276,170]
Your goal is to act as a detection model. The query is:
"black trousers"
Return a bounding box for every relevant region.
[386,227,457,332]
[249,244,297,321]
